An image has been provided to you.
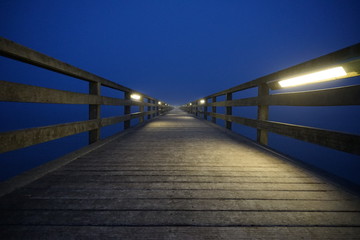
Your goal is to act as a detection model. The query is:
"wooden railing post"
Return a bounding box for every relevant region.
[124,91,131,129]
[204,98,208,119]
[257,83,269,145]
[212,97,216,123]
[195,102,199,117]
[226,93,232,130]
[157,101,160,116]
[147,99,151,120]
[89,82,101,144]
[139,97,144,123]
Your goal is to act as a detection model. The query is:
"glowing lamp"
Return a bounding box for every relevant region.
[158,101,162,105]
[130,93,141,100]
[278,66,347,88]
[199,99,205,104]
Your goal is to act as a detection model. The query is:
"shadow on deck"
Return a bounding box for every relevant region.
[1,108,360,239]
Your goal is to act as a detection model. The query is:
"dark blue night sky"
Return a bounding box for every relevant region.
[1,1,360,184]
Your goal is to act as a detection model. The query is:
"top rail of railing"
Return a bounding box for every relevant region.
[204,44,360,98]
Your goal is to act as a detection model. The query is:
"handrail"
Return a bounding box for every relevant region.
[0,37,172,154]
[182,43,360,155]
[204,43,360,98]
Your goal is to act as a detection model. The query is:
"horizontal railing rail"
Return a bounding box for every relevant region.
[181,43,360,155]
[0,37,172,154]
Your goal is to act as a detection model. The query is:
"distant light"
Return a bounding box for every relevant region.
[158,101,162,105]
[199,99,205,104]
[278,66,347,88]
[189,103,192,106]
[130,93,141,100]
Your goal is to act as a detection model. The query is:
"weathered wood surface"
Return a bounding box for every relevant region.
[0,37,130,94]
[204,43,360,97]
[0,37,161,102]
[0,111,156,153]
[0,80,157,106]
[207,112,360,155]
[0,108,359,239]
[205,85,360,107]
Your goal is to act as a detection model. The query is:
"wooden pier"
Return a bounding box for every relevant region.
[1,109,359,239]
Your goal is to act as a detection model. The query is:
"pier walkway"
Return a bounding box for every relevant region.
[0,109,359,239]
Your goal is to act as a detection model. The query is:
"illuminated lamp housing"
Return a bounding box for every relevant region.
[278,66,346,88]
[130,93,141,100]
[268,58,360,90]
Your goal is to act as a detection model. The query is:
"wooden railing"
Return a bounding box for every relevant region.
[0,37,172,154]
[182,43,360,155]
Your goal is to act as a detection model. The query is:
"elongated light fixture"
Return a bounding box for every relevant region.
[278,66,347,88]
[199,99,205,104]
[130,93,141,100]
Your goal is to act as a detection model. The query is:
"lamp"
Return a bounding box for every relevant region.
[268,58,360,90]
[130,93,141,100]
[278,66,347,88]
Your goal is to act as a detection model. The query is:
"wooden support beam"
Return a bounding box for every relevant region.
[0,80,132,106]
[156,101,160,116]
[147,99,152,120]
[226,93,232,130]
[139,98,145,123]
[0,120,98,153]
[208,112,360,155]
[89,82,101,144]
[206,85,360,107]
[212,97,216,124]
[195,102,198,117]
[0,110,157,154]
[124,92,131,129]
[257,84,269,145]
[152,100,156,118]
[265,85,360,106]
[0,37,159,101]
[204,98,208,120]
[0,37,131,92]
[101,111,155,127]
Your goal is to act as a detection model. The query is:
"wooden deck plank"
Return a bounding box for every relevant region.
[1,198,360,211]
[4,189,354,201]
[22,182,335,191]
[0,108,359,239]
[50,169,314,177]
[33,175,323,184]
[1,210,360,226]
[1,226,360,240]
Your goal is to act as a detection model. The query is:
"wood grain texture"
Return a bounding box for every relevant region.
[0,111,157,153]
[207,112,360,155]
[0,80,158,106]
[204,85,360,107]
